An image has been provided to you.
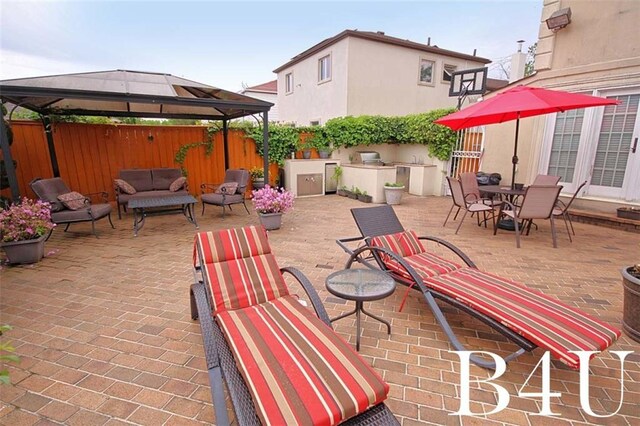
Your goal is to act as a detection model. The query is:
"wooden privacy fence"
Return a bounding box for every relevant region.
[2,121,278,201]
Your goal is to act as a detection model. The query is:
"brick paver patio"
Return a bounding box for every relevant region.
[1,194,638,425]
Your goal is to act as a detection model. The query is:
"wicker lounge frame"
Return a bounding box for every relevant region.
[191,233,398,425]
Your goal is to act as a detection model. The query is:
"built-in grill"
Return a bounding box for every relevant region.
[356,151,386,166]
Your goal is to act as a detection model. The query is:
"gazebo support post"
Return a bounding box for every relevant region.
[0,114,20,201]
[263,111,269,186]
[222,119,229,170]
[41,115,60,177]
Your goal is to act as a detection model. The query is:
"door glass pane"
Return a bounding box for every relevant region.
[548,109,584,183]
[591,94,640,188]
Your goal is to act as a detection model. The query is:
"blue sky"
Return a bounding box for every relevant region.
[0,1,541,91]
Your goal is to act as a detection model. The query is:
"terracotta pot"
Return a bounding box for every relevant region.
[1,235,46,264]
[259,212,283,230]
[621,266,640,343]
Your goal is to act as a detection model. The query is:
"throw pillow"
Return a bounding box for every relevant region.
[215,182,239,195]
[115,179,137,195]
[169,177,187,192]
[57,191,87,211]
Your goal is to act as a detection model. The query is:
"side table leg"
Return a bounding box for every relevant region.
[355,300,362,351]
[361,305,392,335]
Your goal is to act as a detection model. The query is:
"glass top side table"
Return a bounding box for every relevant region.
[325,268,396,351]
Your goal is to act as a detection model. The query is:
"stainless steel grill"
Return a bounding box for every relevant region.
[355,151,385,165]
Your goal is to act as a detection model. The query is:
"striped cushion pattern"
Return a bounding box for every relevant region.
[369,230,425,258]
[203,253,289,313]
[423,268,621,369]
[194,226,272,266]
[218,295,389,425]
[384,252,462,281]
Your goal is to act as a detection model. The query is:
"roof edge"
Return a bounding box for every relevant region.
[273,29,490,73]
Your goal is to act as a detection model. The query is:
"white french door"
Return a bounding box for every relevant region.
[541,88,640,202]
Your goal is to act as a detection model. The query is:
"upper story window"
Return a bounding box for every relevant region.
[418,58,435,85]
[285,72,294,94]
[442,64,457,83]
[318,55,332,83]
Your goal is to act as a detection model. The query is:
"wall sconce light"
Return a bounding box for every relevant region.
[546,7,572,31]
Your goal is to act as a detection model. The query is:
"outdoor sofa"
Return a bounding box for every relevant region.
[114,168,188,219]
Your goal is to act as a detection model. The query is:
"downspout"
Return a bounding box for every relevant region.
[41,115,60,177]
[0,114,20,201]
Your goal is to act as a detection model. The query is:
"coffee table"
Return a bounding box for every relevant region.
[128,194,198,236]
[325,268,396,351]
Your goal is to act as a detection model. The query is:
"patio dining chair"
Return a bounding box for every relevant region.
[459,172,501,207]
[191,225,397,425]
[553,180,587,242]
[443,176,496,234]
[494,184,563,248]
[337,205,621,370]
[532,174,561,185]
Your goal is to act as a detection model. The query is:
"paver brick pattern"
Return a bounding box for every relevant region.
[1,194,639,425]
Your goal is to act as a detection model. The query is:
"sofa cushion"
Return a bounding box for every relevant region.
[57,191,87,210]
[114,179,137,195]
[152,168,183,190]
[217,295,389,425]
[30,178,70,212]
[51,204,112,223]
[169,176,187,192]
[201,193,244,206]
[119,169,153,192]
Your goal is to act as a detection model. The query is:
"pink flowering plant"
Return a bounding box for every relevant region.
[0,198,56,243]
[251,185,294,214]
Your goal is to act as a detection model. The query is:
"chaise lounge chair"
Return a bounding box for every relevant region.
[337,205,620,370]
[191,225,398,425]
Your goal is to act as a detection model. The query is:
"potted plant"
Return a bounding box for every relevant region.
[384,182,405,205]
[249,166,265,190]
[308,131,332,159]
[337,185,348,197]
[0,197,56,264]
[332,165,343,188]
[251,185,294,230]
[348,186,359,200]
[621,262,640,342]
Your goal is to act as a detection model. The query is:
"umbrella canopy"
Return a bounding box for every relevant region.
[435,85,619,188]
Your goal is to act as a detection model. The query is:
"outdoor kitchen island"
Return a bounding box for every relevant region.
[342,163,439,203]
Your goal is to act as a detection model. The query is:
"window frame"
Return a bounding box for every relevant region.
[418,57,436,86]
[285,72,294,95]
[318,54,332,84]
[442,64,457,84]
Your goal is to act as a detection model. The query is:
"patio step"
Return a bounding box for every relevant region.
[568,209,640,233]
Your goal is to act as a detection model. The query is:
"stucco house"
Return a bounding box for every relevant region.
[240,80,278,122]
[273,30,491,125]
[481,0,640,211]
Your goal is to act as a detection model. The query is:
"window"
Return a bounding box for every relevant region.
[418,59,435,84]
[443,64,457,83]
[318,55,331,83]
[285,73,293,94]
[547,109,584,183]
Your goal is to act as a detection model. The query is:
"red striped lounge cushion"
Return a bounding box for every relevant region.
[217,295,389,425]
[369,230,462,280]
[195,226,289,313]
[194,226,272,266]
[423,268,621,369]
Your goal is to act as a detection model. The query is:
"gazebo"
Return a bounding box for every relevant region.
[0,70,273,200]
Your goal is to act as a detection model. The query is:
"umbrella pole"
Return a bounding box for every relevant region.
[511,114,520,190]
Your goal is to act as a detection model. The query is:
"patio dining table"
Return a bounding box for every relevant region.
[480,185,527,231]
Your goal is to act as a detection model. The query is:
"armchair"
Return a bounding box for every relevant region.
[200,169,250,217]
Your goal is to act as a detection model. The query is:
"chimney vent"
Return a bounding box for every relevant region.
[376,31,385,35]
[427,37,431,46]
[473,48,477,56]
[517,39,525,53]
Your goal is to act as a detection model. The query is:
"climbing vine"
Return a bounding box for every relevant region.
[174,125,216,176]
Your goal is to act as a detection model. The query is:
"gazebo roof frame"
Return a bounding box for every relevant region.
[0,70,272,200]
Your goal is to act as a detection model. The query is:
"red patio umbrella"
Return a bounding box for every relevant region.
[435,85,619,189]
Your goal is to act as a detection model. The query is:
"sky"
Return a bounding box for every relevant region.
[0,1,542,92]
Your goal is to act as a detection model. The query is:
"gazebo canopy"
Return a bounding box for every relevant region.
[0,69,273,120]
[0,70,272,200]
